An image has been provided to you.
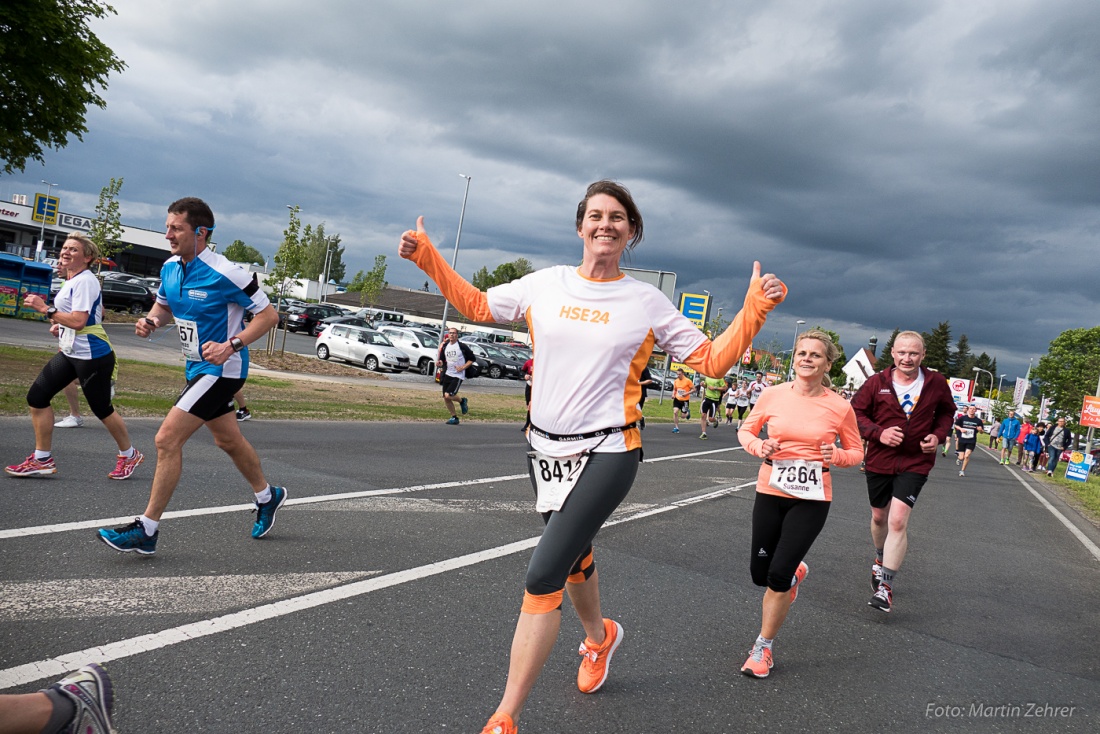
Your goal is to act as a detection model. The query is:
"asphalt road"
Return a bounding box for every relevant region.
[0,414,1097,733]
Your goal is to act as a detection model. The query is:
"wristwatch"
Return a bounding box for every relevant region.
[230,337,244,352]
[46,306,58,319]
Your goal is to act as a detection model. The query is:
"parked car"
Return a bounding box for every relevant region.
[141,276,162,292]
[100,279,156,314]
[102,271,147,285]
[648,369,676,392]
[315,326,410,372]
[312,315,371,337]
[377,325,440,375]
[467,342,524,379]
[498,344,532,363]
[284,304,344,333]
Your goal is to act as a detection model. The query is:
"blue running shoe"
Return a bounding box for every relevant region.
[98,518,157,555]
[460,397,468,415]
[48,663,115,734]
[446,416,460,425]
[252,486,287,539]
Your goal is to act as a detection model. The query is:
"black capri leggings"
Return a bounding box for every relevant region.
[524,449,640,596]
[27,351,116,421]
[749,492,831,592]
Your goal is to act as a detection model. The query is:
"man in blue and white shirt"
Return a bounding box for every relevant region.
[98,197,288,556]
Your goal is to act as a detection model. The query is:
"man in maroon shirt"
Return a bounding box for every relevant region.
[850,331,957,614]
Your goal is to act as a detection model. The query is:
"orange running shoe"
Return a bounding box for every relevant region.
[789,561,809,604]
[481,711,516,734]
[740,645,774,678]
[577,618,623,693]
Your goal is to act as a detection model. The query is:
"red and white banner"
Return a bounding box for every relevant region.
[1013,378,1028,408]
[948,377,973,409]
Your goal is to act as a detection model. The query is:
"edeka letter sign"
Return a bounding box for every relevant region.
[1080,395,1100,429]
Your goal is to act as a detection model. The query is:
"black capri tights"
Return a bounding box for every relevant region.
[749,492,830,592]
[525,450,640,596]
[27,351,116,421]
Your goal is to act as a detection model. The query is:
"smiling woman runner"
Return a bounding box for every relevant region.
[5,233,143,481]
[399,180,787,734]
[736,330,862,678]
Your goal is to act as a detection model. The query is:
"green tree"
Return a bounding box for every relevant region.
[1033,326,1100,433]
[971,353,999,397]
[950,334,975,378]
[348,254,388,308]
[471,266,492,291]
[86,177,124,273]
[300,223,345,283]
[471,257,534,289]
[1,2,127,173]
[269,205,307,304]
[921,321,952,374]
[223,240,265,266]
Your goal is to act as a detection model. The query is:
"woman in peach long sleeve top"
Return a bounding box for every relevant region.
[735,330,863,678]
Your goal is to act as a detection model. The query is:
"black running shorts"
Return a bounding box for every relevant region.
[865,471,929,509]
[176,375,246,422]
[441,375,463,397]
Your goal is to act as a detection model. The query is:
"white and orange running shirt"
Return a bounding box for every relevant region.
[489,266,711,455]
[406,234,784,458]
[737,383,863,502]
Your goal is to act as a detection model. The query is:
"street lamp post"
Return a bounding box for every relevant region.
[997,374,1006,402]
[787,319,806,381]
[439,174,472,335]
[319,241,336,304]
[36,180,58,261]
[972,366,993,410]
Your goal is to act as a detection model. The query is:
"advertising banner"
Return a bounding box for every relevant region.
[948,377,973,409]
[1012,377,1028,408]
[1080,395,1100,429]
[1064,451,1094,483]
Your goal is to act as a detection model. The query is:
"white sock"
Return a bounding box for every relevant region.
[755,634,774,650]
[34,449,51,461]
[139,515,159,536]
[254,485,272,504]
[119,446,135,459]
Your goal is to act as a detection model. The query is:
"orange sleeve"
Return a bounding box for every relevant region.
[406,231,495,323]
[682,277,787,377]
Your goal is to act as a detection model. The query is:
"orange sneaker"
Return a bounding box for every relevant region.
[481,711,516,734]
[577,618,623,693]
[740,645,774,678]
[789,561,809,604]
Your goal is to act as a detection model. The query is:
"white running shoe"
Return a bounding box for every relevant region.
[54,415,84,428]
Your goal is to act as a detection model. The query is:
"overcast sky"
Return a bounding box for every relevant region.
[5,0,1098,382]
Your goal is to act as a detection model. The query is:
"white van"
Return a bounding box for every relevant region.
[354,307,406,326]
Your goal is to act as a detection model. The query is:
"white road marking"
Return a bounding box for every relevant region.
[0,474,527,540]
[1003,464,1100,563]
[0,476,753,690]
[305,498,657,514]
[0,447,745,541]
[973,444,1098,562]
[0,572,379,621]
